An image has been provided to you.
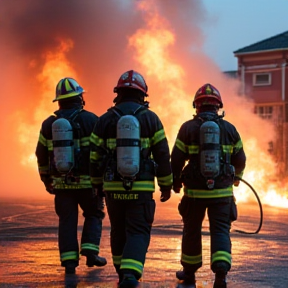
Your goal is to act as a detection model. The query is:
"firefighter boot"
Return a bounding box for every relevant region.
[213,272,227,288]
[119,273,139,288]
[212,261,228,288]
[86,253,107,267]
[63,260,78,275]
[176,270,196,287]
[81,250,107,267]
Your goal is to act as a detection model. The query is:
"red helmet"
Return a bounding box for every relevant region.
[113,70,148,95]
[193,83,223,108]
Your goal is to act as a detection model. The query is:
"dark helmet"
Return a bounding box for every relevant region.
[113,70,148,96]
[193,83,223,109]
[53,77,84,102]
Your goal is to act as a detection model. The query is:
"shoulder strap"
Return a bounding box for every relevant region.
[110,105,146,119]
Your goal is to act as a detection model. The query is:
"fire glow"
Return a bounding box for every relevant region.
[9,1,288,209]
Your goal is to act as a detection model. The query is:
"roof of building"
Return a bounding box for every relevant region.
[223,70,238,78]
[234,30,288,55]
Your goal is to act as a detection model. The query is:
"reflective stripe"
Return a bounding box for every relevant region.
[234,139,243,153]
[151,129,166,146]
[91,176,103,186]
[141,138,150,148]
[112,255,122,265]
[107,138,116,149]
[38,166,49,174]
[90,133,104,146]
[181,253,202,265]
[47,140,53,151]
[211,251,231,265]
[53,175,92,189]
[184,186,233,198]
[80,136,90,146]
[187,144,199,154]
[176,139,200,154]
[104,181,155,192]
[38,133,47,146]
[60,251,79,262]
[81,243,99,253]
[175,138,186,153]
[222,145,233,154]
[120,258,143,275]
[157,174,173,186]
[90,151,104,162]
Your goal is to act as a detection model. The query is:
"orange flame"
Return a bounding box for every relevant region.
[129,1,288,208]
[18,39,77,168]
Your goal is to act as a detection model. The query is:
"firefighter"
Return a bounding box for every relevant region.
[171,83,246,288]
[35,77,107,274]
[90,70,173,288]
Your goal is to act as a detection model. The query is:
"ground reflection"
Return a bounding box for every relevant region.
[0,195,287,287]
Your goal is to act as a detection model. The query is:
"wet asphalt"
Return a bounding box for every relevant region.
[0,194,287,288]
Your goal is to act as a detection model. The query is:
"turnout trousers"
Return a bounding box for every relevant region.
[178,195,233,273]
[54,188,104,266]
[106,192,156,280]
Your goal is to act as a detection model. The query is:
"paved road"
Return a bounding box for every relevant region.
[0,195,287,287]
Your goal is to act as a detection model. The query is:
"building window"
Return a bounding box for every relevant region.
[255,105,273,120]
[253,73,271,86]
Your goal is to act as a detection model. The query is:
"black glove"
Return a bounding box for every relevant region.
[160,189,171,202]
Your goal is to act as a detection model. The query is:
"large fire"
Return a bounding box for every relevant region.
[1,1,288,208]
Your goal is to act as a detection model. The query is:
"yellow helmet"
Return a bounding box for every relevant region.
[53,77,84,102]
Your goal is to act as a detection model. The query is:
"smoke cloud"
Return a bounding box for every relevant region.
[0,0,278,203]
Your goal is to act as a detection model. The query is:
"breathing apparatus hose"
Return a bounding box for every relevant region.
[233,176,263,234]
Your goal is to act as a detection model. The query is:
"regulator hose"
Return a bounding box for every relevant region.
[233,176,263,234]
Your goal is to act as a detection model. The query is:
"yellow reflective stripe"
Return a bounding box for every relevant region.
[151,129,166,146]
[47,140,53,151]
[112,255,122,265]
[141,138,150,148]
[80,136,90,146]
[157,174,173,186]
[38,166,49,174]
[53,175,92,189]
[81,243,99,252]
[175,138,186,153]
[38,133,47,146]
[188,144,199,154]
[222,145,233,154]
[91,177,103,186]
[90,151,98,161]
[106,138,116,149]
[90,133,104,146]
[120,259,143,275]
[104,181,155,191]
[181,253,202,265]
[90,151,103,161]
[184,186,233,198]
[176,139,199,154]
[234,139,243,153]
[60,251,79,262]
[211,251,231,265]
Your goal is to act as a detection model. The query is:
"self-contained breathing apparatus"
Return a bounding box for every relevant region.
[51,109,82,184]
[198,112,235,189]
[199,112,263,234]
[104,105,155,191]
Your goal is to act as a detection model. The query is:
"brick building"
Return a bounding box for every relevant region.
[233,31,288,175]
